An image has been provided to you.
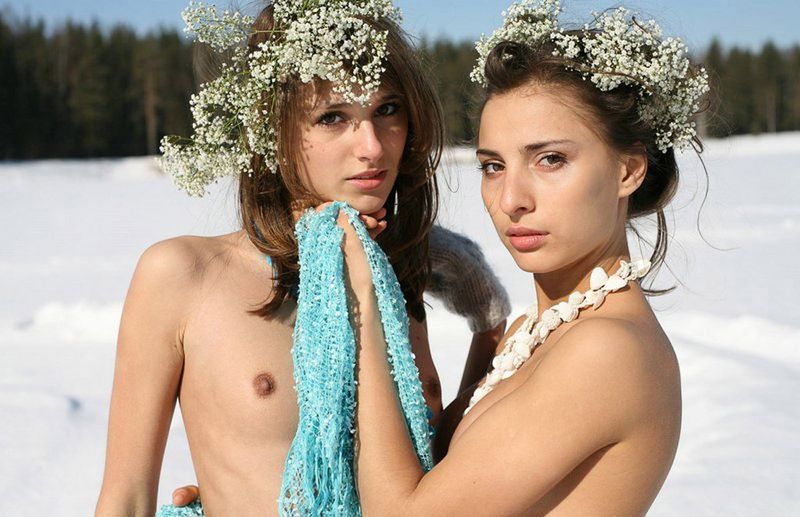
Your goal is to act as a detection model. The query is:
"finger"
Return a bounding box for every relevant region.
[360,215,379,229]
[368,220,388,239]
[172,485,200,506]
[369,207,388,220]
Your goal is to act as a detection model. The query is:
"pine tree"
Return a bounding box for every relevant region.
[722,48,757,134]
[702,38,728,137]
[0,15,18,158]
[755,42,783,133]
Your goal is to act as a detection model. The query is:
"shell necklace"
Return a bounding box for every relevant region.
[464,259,652,415]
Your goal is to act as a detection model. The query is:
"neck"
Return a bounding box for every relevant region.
[534,237,631,317]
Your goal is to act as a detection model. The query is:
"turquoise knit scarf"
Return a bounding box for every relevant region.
[279,202,433,516]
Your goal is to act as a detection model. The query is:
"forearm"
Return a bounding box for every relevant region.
[351,282,424,515]
[457,319,507,395]
[95,491,155,517]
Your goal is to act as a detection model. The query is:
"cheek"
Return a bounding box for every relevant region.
[481,178,506,230]
[555,168,620,243]
[382,119,408,162]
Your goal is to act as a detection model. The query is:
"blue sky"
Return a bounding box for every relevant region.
[5,0,799,51]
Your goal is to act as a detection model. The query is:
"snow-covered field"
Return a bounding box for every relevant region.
[1,133,798,515]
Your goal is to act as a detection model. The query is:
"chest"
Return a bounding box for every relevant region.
[179,269,442,441]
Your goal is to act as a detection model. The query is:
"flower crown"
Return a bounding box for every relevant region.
[471,0,709,154]
[158,0,401,196]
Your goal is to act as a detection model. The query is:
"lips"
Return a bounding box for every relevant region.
[347,169,388,191]
[506,226,548,252]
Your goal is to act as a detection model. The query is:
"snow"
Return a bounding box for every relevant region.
[1,133,798,515]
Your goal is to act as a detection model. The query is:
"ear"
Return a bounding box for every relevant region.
[618,146,647,199]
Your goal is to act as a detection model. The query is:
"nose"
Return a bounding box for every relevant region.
[498,167,535,219]
[352,120,384,163]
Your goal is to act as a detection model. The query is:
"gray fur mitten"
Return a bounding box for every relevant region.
[427,225,512,333]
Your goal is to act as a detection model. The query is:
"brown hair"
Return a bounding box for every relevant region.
[238,3,443,320]
[480,36,706,293]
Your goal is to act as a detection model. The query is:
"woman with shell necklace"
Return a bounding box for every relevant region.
[341,1,708,515]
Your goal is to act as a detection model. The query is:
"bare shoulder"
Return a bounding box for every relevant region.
[526,316,680,432]
[117,233,245,359]
[134,234,234,287]
[127,234,237,325]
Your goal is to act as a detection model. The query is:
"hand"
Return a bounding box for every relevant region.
[358,207,388,239]
[171,485,200,506]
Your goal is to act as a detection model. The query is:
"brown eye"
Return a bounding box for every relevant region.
[317,112,345,126]
[478,162,503,175]
[540,154,565,168]
[376,102,400,116]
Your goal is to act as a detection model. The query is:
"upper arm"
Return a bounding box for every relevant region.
[97,238,201,513]
[406,318,653,515]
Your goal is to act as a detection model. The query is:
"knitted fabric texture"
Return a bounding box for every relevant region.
[156,500,204,516]
[279,202,433,516]
[428,225,512,333]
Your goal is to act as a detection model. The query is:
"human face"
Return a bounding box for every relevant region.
[477,86,635,274]
[298,86,408,214]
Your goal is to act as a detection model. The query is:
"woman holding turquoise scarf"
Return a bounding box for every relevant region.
[94,1,511,516]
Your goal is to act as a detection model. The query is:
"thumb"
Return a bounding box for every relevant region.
[172,485,200,506]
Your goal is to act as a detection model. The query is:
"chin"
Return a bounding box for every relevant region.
[345,192,391,214]
[506,244,561,275]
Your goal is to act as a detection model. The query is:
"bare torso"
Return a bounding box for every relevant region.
[435,289,681,516]
[174,230,442,516]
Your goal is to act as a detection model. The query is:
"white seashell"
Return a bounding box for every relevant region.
[542,309,561,330]
[501,354,516,371]
[501,370,515,380]
[556,301,579,322]
[617,260,631,278]
[492,355,503,369]
[512,355,525,369]
[590,267,608,290]
[568,291,584,305]
[603,274,627,291]
[513,339,532,359]
[538,325,550,340]
[487,370,502,386]
[593,292,607,310]
[525,304,538,319]
[583,289,600,306]
[635,260,652,277]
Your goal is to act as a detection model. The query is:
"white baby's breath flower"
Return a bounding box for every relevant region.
[160,0,400,196]
[471,0,709,154]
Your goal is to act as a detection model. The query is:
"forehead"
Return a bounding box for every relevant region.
[309,82,400,109]
[478,87,598,148]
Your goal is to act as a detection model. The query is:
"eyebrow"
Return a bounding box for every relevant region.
[477,139,574,159]
[475,148,501,158]
[522,139,574,153]
[320,93,402,111]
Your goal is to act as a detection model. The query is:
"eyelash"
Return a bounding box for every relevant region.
[315,102,401,127]
[478,154,566,176]
[540,153,565,169]
[477,162,503,176]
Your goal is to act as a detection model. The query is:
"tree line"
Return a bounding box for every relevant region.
[1,12,799,160]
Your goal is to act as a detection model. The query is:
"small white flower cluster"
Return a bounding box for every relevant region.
[471,0,710,154]
[470,0,561,85]
[159,0,401,197]
[181,1,254,52]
